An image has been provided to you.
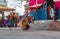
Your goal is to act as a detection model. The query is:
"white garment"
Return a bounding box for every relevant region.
[16,1,27,16]
[50,8,54,18]
[21,1,27,16]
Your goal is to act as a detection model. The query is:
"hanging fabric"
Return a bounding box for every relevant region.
[29,0,46,10]
[29,0,36,7]
[37,0,45,8]
[53,0,60,9]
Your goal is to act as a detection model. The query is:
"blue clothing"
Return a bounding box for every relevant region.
[8,17,15,27]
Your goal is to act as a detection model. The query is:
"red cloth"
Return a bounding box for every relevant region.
[29,0,45,10]
[29,0,36,6]
[37,0,45,8]
[48,7,50,15]
[54,0,60,9]
[37,0,45,4]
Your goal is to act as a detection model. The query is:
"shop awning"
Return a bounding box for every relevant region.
[29,0,46,11]
[29,0,46,8]
[53,0,60,9]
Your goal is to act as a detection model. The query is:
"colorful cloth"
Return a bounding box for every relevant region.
[22,17,28,27]
[8,17,15,27]
[4,19,9,25]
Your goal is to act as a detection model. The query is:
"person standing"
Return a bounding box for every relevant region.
[54,5,58,21]
[48,5,51,19]
[8,12,15,27]
[49,5,55,20]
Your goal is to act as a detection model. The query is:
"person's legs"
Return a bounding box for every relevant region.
[25,24,30,30]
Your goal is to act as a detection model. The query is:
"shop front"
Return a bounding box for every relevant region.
[29,0,60,20]
[30,4,47,20]
[29,0,47,20]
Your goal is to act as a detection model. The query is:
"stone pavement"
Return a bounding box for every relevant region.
[0,20,60,39]
[49,21,60,30]
[0,29,60,39]
[30,20,60,30]
[0,20,60,30]
[30,20,52,30]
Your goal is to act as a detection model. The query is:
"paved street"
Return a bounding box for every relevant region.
[0,29,60,39]
[0,20,60,39]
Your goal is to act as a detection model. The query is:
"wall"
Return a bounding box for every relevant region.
[58,9,60,19]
